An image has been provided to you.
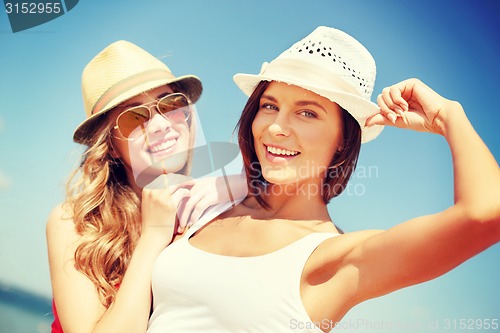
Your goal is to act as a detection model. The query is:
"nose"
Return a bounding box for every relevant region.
[147,107,174,134]
[268,112,291,137]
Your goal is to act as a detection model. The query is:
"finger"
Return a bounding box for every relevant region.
[166,173,194,188]
[382,86,406,117]
[365,113,395,127]
[177,190,204,232]
[389,85,408,114]
[168,180,194,194]
[170,188,191,210]
[142,187,174,210]
[186,200,209,228]
[176,196,191,233]
[382,87,403,114]
[377,94,397,124]
[171,189,191,233]
[381,87,396,109]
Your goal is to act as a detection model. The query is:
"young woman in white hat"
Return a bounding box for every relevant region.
[147,26,500,332]
[47,41,244,333]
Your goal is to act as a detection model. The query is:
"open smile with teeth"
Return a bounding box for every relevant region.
[149,138,178,153]
[267,145,300,156]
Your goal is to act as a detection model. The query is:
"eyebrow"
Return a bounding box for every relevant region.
[261,94,327,113]
[261,94,277,103]
[295,100,327,113]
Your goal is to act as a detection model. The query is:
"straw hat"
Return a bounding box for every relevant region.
[234,26,383,143]
[73,40,202,143]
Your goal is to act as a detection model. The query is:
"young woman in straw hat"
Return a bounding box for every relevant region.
[146,26,500,333]
[47,41,244,333]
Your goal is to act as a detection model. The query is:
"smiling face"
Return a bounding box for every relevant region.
[109,85,193,186]
[251,81,343,187]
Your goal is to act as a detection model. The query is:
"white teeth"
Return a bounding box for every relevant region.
[150,139,177,153]
[267,145,298,156]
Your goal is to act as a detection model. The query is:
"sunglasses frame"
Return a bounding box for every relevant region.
[113,92,192,141]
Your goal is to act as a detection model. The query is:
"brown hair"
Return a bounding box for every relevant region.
[236,81,361,207]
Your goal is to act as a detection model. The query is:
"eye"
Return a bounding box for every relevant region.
[299,110,318,119]
[260,103,278,112]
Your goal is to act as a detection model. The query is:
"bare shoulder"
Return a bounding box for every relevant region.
[46,202,78,248]
[319,229,385,256]
[47,202,73,228]
[307,229,385,272]
[46,202,85,292]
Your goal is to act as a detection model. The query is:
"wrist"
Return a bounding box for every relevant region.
[137,227,173,253]
[435,100,467,137]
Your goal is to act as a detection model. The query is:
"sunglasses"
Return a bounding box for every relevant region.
[114,93,191,140]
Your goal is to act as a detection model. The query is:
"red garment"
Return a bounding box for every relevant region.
[51,300,64,333]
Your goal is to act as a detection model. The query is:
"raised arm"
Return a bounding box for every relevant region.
[47,180,185,333]
[343,78,500,303]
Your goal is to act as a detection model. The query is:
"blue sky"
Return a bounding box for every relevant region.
[0,0,498,331]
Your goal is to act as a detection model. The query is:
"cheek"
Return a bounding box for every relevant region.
[251,112,266,142]
[303,125,341,164]
[123,141,144,165]
[175,124,191,148]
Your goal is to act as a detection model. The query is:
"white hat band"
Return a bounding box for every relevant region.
[262,58,364,100]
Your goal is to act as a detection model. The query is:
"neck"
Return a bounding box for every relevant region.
[256,179,331,221]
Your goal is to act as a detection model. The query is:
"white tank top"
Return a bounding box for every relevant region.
[147,202,339,333]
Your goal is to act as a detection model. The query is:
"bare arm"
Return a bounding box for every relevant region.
[344,79,500,303]
[47,177,183,333]
[175,172,248,231]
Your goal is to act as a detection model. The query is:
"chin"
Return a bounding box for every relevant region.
[262,168,299,185]
[158,152,190,175]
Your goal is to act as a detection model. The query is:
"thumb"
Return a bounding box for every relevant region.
[365,113,393,127]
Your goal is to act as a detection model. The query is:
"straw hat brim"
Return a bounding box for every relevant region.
[73,74,202,144]
[233,73,383,143]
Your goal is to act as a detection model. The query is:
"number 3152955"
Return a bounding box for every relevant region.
[5,2,62,14]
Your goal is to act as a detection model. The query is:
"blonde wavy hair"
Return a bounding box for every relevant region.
[66,86,196,307]
[66,114,141,308]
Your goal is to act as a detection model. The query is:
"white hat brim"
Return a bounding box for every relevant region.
[233,72,383,143]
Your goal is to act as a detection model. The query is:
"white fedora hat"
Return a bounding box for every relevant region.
[234,26,383,143]
[73,40,202,144]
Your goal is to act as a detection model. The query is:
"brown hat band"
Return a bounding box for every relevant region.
[91,69,174,115]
